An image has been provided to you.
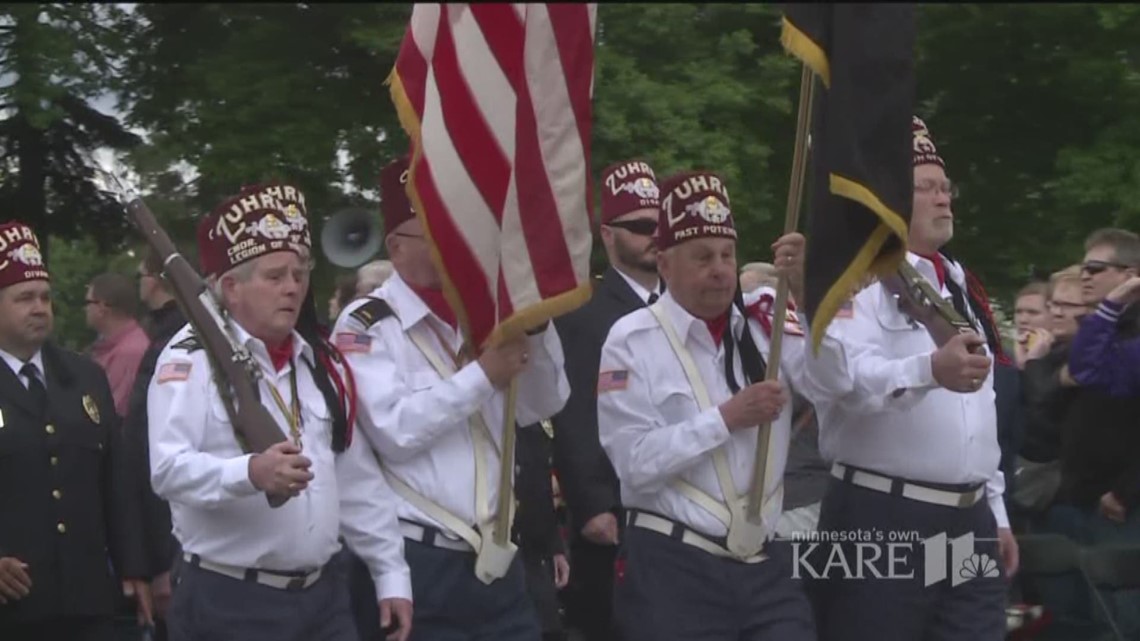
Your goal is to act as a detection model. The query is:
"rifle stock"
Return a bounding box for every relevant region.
[126,199,292,508]
[880,261,984,354]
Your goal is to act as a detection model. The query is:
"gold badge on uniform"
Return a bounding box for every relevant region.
[82,395,100,424]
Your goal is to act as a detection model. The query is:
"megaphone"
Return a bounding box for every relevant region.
[321,208,384,268]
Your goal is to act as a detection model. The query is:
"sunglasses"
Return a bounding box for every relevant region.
[1081,260,1130,276]
[605,219,657,236]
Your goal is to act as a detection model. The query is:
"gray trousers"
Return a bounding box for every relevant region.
[406,540,541,641]
[167,554,357,641]
[614,527,816,641]
[811,477,1006,641]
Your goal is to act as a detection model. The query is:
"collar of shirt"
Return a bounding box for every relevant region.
[386,272,458,340]
[614,268,660,305]
[658,291,746,353]
[0,346,44,386]
[908,251,967,295]
[228,320,313,372]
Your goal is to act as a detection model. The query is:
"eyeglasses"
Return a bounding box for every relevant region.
[605,219,658,236]
[394,232,425,240]
[914,180,959,200]
[1048,300,1087,311]
[1081,260,1130,275]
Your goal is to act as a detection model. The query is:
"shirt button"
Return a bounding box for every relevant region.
[50,456,59,466]
[52,489,62,500]
[57,522,66,534]
[45,424,55,435]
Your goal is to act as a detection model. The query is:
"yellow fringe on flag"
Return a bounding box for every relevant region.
[808,173,910,351]
[780,15,831,88]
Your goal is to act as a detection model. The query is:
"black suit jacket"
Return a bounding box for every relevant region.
[551,267,651,534]
[0,342,127,624]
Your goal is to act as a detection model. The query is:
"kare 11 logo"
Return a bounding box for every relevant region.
[789,531,1001,586]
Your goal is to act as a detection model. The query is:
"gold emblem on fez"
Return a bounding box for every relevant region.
[633,178,659,200]
[82,395,100,424]
[283,204,308,232]
[9,243,43,267]
[687,195,731,224]
[255,214,292,240]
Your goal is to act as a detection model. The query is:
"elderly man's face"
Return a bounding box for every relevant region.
[659,237,737,319]
[909,164,954,254]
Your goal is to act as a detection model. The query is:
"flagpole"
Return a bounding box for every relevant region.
[746,63,816,523]
[493,377,519,545]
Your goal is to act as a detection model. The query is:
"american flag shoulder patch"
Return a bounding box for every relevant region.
[598,370,629,393]
[157,361,193,384]
[335,332,372,353]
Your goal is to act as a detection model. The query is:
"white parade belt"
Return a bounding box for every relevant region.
[831,463,985,509]
[399,519,475,553]
[182,553,322,591]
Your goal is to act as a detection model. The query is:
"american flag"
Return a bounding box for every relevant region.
[334,332,373,354]
[157,361,193,384]
[387,3,597,348]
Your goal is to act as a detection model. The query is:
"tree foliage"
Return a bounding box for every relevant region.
[0,4,141,260]
[9,2,1140,349]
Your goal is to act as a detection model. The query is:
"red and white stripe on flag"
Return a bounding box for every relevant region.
[388,3,597,349]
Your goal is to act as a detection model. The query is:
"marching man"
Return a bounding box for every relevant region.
[597,170,829,641]
[333,156,570,641]
[804,117,1016,641]
[148,186,413,641]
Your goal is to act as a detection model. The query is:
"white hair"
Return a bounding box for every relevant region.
[740,261,778,293]
[356,260,393,295]
[210,261,257,303]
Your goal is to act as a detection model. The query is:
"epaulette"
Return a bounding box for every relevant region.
[349,297,396,329]
[170,334,203,353]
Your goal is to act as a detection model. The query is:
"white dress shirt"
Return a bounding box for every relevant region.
[597,288,827,538]
[148,320,411,599]
[334,273,570,536]
[804,252,1009,528]
[0,347,45,388]
[614,268,660,305]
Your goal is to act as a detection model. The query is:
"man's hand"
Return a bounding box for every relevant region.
[152,571,173,620]
[553,554,570,589]
[1024,328,1055,362]
[581,512,619,546]
[0,557,31,604]
[931,333,992,393]
[379,597,413,641]
[1099,491,1127,523]
[248,441,313,497]
[718,381,787,431]
[1106,275,1140,306]
[998,527,1019,578]
[478,334,530,389]
[122,579,154,626]
[1059,365,1080,388]
[771,232,806,304]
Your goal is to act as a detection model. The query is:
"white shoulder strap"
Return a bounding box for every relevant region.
[647,302,742,528]
[374,325,514,547]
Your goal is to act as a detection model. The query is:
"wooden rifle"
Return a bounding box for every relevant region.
[93,167,292,508]
[879,261,985,354]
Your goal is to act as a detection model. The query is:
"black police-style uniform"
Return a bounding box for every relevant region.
[551,266,657,641]
[0,342,129,641]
